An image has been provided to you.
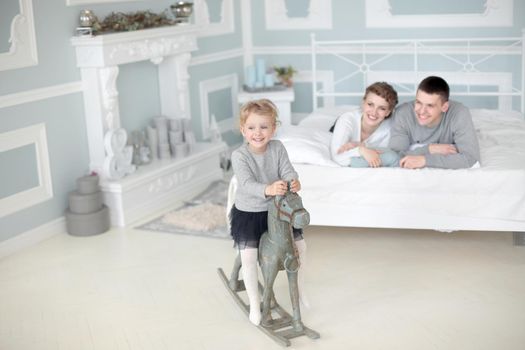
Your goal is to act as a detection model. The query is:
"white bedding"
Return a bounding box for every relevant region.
[274,109,525,231]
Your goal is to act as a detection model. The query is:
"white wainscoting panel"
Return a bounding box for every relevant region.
[366,0,513,28]
[0,123,53,218]
[199,74,239,139]
[264,0,332,30]
[194,0,235,37]
[0,0,38,71]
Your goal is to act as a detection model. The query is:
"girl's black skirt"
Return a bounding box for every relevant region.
[230,205,303,249]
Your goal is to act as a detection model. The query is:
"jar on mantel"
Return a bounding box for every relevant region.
[79,9,97,27]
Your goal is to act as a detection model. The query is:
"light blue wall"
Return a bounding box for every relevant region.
[0,94,89,241]
[1,0,524,244]
[0,1,18,53]
[0,144,39,198]
[118,61,161,133]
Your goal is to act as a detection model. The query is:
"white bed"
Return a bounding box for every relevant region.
[274,34,525,244]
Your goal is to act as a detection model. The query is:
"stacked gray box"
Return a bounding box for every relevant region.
[65,174,110,236]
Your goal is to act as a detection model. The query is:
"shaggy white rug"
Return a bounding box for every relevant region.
[160,202,226,231]
[136,180,230,239]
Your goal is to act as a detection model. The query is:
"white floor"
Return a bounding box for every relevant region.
[1,225,524,350]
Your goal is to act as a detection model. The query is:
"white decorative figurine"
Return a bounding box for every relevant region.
[103,128,136,180]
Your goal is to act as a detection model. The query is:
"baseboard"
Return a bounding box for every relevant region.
[0,217,66,260]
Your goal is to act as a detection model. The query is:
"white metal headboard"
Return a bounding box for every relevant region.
[310,32,525,114]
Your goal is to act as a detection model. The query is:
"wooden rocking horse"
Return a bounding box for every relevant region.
[218,181,320,346]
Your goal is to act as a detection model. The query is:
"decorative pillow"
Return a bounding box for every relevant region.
[275,126,339,167]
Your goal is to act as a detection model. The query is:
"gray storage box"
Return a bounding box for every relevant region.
[76,174,100,194]
[68,190,103,214]
[66,205,110,236]
[66,174,110,236]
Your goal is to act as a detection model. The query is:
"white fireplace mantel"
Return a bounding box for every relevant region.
[71,25,200,174]
[71,26,227,228]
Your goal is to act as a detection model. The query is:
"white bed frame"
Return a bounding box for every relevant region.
[306,32,525,244]
[310,32,525,114]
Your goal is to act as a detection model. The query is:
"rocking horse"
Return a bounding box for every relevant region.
[217,183,320,347]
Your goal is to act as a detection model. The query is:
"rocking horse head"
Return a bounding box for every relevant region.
[272,190,310,230]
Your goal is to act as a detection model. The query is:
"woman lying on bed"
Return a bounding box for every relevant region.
[330,82,399,168]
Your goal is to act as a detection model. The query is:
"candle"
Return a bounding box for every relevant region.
[264,73,274,87]
[256,58,266,85]
[245,66,256,88]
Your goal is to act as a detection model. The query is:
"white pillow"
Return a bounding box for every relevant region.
[275,126,339,167]
[298,105,359,130]
[298,114,337,130]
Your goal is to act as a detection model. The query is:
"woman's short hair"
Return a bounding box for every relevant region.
[364,82,399,113]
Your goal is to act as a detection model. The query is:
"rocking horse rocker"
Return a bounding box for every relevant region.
[217,187,320,347]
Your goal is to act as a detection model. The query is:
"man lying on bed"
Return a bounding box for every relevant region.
[389,76,480,169]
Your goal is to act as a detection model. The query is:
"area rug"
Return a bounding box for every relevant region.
[136,180,230,239]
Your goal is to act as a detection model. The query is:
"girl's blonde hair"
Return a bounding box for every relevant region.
[239,99,279,127]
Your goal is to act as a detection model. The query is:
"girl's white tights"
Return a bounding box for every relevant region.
[240,248,261,325]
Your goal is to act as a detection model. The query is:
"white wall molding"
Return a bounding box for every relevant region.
[0,123,53,218]
[0,217,66,259]
[194,0,235,37]
[253,45,310,55]
[254,43,521,56]
[366,0,513,28]
[190,48,243,66]
[0,82,83,109]
[0,0,38,71]
[264,0,332,30]
[199,74,239,139]
[66,0,141,5]
[241,0,254,67]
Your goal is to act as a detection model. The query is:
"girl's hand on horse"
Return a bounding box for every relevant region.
[265,180,288,196]
[290,179,301,193]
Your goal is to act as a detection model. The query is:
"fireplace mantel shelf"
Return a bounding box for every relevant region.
[71,25,200,67]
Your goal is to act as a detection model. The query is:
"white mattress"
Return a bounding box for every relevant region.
[275,109,525,231]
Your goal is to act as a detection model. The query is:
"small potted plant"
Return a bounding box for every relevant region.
[273,65,297,87]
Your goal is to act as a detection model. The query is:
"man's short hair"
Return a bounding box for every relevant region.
[417,76,450,102]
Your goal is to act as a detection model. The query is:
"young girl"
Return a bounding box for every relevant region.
[330,81,399,167]
[230,99,307,326]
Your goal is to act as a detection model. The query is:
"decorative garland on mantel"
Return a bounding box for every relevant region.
[91,10,176,34]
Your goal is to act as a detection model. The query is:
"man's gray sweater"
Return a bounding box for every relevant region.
[389,100,480,169]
